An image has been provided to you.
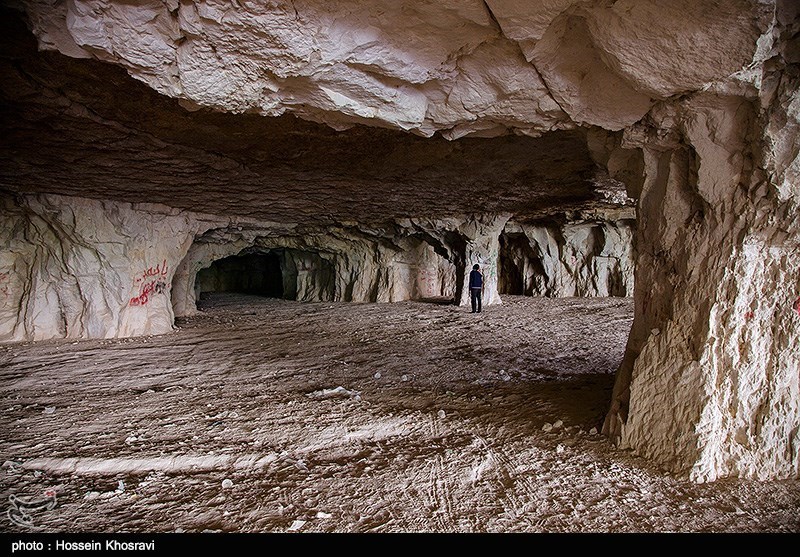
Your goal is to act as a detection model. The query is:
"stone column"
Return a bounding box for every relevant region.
[458,214,511,307]
[604,85,800,481]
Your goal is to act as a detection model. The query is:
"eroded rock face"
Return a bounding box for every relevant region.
[21,0,770,136]
[172,214,509,317]
[500,213,635,298]
[1,1,797,483]
[0,192,224,341]
[0,10,599,226]
[602,4,800,480]
[0,188,516,342]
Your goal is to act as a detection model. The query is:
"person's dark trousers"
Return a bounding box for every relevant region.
[470,288,482,313]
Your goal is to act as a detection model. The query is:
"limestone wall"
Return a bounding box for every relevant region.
[604,78,800,480]
[0,193,634,343]
[500,217,635,298]
[0,192,213,341]
[172,216,509,316]
[22,0,770,138]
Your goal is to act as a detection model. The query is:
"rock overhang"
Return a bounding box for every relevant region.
[0,7,615,226]
[3,0,772,226]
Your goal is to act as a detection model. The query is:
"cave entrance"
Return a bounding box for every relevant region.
[194,247,336,307]
[498,232,546,296]
[196,252,284,298]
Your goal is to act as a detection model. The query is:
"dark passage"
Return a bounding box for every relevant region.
[196,252,284,298]
[498,232,546,296]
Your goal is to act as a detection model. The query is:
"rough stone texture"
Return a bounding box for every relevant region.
[19,0,771,137]
[603,2,800,481]
[500,213,635,298]
[1,1,797,483]
[0,10,600,226]
[0,192,223,342]
[172,215,507,318]
[0,191,508,340]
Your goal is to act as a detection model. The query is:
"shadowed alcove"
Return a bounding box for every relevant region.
[196,252,284,299]
[194,248,336,306]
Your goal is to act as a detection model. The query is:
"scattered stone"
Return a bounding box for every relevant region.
[316,511,332,519]
[308,386,361,400]
[401,374,410,382]
[294,460,309,472]
[125,436,138,444]
[437,410,446,419]
[84,491,101,500]
[42,407,55,415]
[222,479,234,489]
[542,423,553,432]
[589,427,598,435]
[553,420,564,429]
[373,372,381,379]
[116,480,125,493]
[288,519,306,531]
[556,444,565,454]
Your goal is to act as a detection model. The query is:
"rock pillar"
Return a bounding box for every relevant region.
[604,86,799,481]
[458,215,510,307]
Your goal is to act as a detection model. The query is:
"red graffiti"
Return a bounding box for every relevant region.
[794,297,800,317]
[744,310,755,321]
[129,279,168,307]
[129,260,170,307]
[133,259,169,285]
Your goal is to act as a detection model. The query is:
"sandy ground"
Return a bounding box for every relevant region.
[1,293,798,533]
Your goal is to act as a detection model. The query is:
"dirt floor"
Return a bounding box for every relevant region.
[1,293,798,533]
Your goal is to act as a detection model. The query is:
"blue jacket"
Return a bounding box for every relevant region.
[469,269,483,289]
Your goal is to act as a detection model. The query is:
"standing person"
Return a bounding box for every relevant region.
[468,264,483,313]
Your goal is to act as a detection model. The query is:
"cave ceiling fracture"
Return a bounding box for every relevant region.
[0,0,772,224]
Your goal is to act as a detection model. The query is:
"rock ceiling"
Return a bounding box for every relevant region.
[0,1,771,225]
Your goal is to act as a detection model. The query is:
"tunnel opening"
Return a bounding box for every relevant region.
[193,247,336,308]
[498,232,548,296]
[196,252,284,299]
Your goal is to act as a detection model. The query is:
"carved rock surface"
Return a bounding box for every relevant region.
[21,0,769,136]
[1,1,797,484]
[172,214,509,318]
[1,190,512,341]
[604,39,800,481]
[0,193,222,341]
[0,11,598,226]
[500,213,635,298]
